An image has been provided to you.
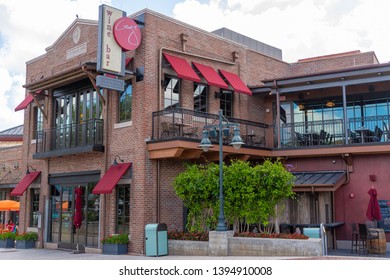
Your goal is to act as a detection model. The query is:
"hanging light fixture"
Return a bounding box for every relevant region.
[326,101,335,107]
[298,103,305,110]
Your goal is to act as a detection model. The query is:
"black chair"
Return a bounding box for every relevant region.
[358,223,379,255]
[350,223,359,253]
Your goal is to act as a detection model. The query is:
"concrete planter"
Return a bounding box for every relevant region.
[168,231,323,257]
[0,239,14,248]
[15,240,35,249]
[102,243,128,255]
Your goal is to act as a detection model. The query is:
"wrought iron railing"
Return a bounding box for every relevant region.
[151,108,269,148]
[36,119,104,154]
[281,115,390,148]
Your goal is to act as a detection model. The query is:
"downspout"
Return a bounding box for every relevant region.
[342,85,348,144]
[274,81,281,148]
[100,88,109,248]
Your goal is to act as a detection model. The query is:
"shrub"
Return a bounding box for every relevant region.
[15,232,38,241]
[234,232,309,240]
[101,234,129,244]
[168,231,209,241]
[0,232,16,240]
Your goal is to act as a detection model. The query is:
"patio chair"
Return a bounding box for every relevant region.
[350,223,359,253]
[358,223,379,255]
[383,121,390,141]
[373,126,383,142]
[161,122,178,138]
[183,126,199,138]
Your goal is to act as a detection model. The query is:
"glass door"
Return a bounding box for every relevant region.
[59,187,73,248]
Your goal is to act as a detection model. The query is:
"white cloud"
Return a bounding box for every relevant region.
[173,0,390,63]
[0,0,110,131]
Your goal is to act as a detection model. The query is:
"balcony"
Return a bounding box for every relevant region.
[33,119,104,159]
[148,108,271,160]
[281,115,390,149]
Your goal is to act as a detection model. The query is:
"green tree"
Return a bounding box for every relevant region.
[173,159,295,233]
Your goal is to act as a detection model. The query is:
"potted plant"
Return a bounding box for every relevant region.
[101,233,129,255]
[15,232,38,249]
[0,231,16,248]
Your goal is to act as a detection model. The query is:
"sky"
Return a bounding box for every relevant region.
[1,0,390,131]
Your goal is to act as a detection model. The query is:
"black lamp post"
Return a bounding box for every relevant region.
[199,109,244,231]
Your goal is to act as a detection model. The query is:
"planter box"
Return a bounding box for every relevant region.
[0,239,15,248]
[102,243,128,255]
[16,240,35,249]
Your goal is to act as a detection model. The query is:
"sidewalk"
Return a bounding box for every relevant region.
[0,247,389,260]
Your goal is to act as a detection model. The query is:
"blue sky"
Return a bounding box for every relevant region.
[1,0,390,131]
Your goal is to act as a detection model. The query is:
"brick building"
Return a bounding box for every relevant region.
[0,125,23,226]
[12,7,390,254]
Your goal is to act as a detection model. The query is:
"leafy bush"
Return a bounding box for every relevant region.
[168,231,209,241]
[234,232,309,240]
[0,232,16,240]
[15,232,38,241]
[101,234,129,244]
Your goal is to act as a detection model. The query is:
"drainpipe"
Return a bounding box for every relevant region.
[274,81,281,148]
[342,85,348,144]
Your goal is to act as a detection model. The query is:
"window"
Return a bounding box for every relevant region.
[193,83,208,112]
[30,189,40,227]
[52,81,102,149]
[164,76,180,109]
[117,184,130,234]
[119,82,132,122]
[33,106,44,139]
[219,90,233,117]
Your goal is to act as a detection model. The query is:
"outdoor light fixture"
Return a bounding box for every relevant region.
[26,165,36,174]
[113,155,124,165]
[326,101,335,107]
[199,109,244,231]
[199,130,213,152]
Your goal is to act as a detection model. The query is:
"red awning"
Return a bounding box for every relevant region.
[14,90,43,112]
[10,171,41,196]
[92,162,132,194]
[192,62,229,89]
[219,69,252,95]
[15,94,34,112]
[163,53,201,83]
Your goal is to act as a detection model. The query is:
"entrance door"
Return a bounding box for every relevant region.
[57,186,86,252]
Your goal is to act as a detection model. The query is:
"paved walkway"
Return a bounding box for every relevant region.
[0,247,389,260]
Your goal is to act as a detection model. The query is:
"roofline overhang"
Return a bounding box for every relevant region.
[252,63,390,94]
[23,62,97,91]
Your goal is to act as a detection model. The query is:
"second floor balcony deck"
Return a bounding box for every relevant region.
[33,119,104,159]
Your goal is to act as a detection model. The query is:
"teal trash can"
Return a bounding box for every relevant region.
[145,223,168,256]
[303,227,321,238]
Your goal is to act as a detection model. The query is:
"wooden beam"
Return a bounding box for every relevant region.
[82,66,106,105]
[31,92,47,120]
[148,148,184,159]
[178,149,203,160]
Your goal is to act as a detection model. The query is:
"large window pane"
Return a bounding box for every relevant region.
[164,77,180,109]
[193,83,208,112]
[119,82,132,122]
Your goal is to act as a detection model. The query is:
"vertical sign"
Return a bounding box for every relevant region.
[97,4,125,76]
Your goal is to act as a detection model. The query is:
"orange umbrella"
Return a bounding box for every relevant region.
[0,200,20,211]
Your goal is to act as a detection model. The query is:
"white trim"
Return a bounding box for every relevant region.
[114,121,132,129]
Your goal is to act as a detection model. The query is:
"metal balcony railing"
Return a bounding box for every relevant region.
[281,115,390,148]
[36,119,104,154]
[151,108,270,148]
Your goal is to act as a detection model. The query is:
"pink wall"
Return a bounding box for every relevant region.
[288,154,390,242]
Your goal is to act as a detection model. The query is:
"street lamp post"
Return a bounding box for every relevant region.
[199,109,244,231]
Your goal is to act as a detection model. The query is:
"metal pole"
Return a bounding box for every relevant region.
[216,109,227,231]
